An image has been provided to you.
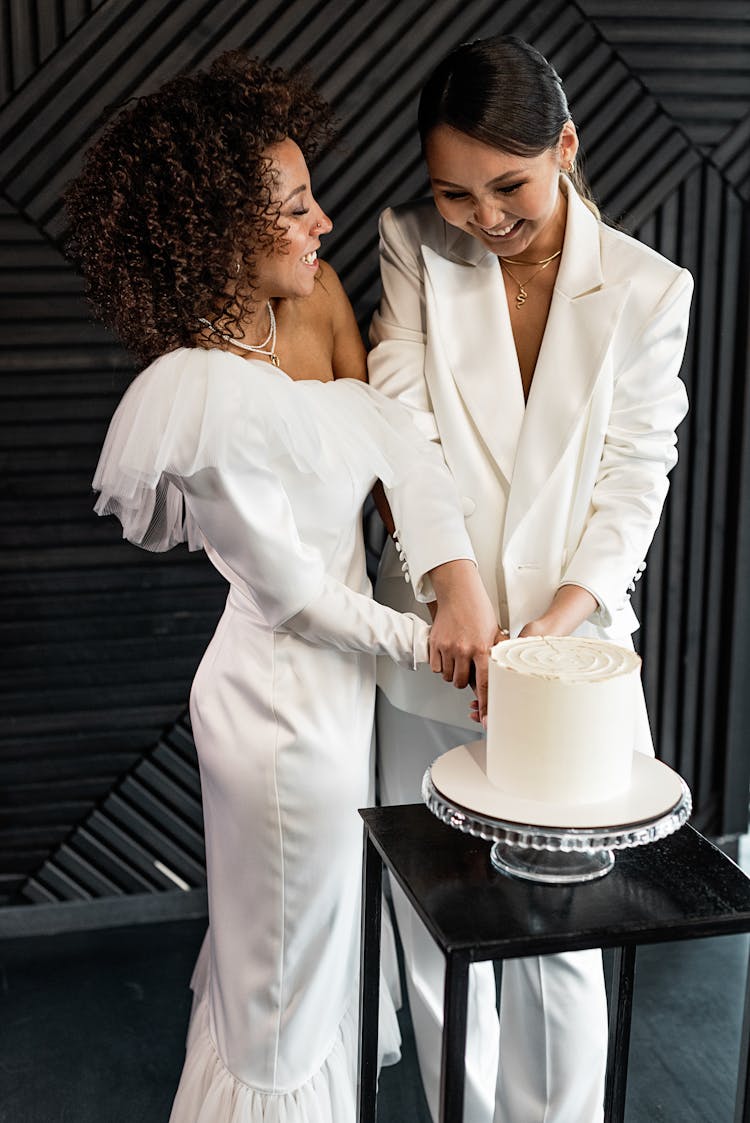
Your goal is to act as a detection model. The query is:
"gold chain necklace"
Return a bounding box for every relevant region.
[503,250,562,267]
[499,250,562,310]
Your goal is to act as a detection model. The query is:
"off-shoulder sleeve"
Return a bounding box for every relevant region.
[93,348,432,658]
[92,347,332,553]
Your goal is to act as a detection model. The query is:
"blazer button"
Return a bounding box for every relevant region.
[462,496,476,516]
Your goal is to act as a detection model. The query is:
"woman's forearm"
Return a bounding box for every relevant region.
[519,583,598,637]
[427,558,500,721]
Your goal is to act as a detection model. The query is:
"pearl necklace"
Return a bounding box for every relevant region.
[199,301,279,366]
[499,250,562,310]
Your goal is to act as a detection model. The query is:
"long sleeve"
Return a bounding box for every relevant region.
[181,465,429,666]
[561,268,692,625]
[329,379,476,603]
[92,345,473,666]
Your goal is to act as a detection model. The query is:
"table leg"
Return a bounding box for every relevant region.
[604,944,636,1123]
[357,829,382,1123]
[734,938,750,1123]
[439,954,470,1123]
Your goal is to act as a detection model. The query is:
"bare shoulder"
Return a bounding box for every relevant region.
[290,259,346,326]
[314,259,350,318]
[277,261,366,381]
[317,259,367,381]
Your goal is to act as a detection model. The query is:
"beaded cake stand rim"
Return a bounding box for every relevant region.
[422,767,692,855]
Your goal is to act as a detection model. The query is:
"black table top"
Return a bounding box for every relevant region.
[360,805,750,962]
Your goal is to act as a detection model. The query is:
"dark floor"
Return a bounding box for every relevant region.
[1,896,748,1121]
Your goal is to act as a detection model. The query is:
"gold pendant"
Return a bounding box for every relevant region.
[271,353,280,367]
[515,286,527,309]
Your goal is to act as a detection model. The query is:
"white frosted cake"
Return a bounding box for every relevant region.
[486,636,642,806]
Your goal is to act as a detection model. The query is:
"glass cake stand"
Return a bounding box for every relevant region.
[422,768,693,884]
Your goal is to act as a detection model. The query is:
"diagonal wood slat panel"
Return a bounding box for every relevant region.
[631,165,747,827]
[0,0,748,912]
[0,191,226,904]
[19,712,206,905]
[712,109,750,197]
[1,0,112,110]
[580,0,750,170]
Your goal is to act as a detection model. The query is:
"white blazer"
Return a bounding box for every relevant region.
[369,179,692,731]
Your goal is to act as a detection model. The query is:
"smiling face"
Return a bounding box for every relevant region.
[252,137,333,301]
[424,122,578,260]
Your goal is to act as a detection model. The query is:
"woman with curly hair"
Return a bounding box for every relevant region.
[66,50,498,1122]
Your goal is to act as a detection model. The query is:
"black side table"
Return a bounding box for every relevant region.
[356,804,750,1123]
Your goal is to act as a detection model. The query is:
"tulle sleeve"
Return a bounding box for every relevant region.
[92,347,335,552]
[92,349,471,637]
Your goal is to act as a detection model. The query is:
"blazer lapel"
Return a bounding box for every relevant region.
[423,234,525,485]
[504,186,631,545]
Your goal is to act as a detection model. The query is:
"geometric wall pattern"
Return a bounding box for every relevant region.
[1,0,748,908]
[19,713,206,904]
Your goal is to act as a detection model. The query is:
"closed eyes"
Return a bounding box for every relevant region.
[440,182,524,200]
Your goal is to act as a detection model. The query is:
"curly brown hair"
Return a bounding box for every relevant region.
[65,52,334,365]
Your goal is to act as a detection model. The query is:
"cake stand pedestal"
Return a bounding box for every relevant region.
[422,769,692,884]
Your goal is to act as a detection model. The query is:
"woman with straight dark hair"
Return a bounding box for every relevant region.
[370,34,692,1123]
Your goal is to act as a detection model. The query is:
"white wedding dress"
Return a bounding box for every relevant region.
[92,348,473,1123]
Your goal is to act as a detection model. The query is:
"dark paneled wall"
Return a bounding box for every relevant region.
[1,0,748,910]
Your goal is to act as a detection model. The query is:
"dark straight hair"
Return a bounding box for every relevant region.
[417,34,598,212]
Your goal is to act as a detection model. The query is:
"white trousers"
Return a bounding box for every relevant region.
[377,691,608,1123]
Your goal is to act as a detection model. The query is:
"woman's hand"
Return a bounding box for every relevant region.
[468,624,509,727]
[426,559,499,722]
[519,583,598,638]
[465,585,599,724]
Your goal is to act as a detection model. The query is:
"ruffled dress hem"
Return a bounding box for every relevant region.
[169,994,355,1123]
[169,980,401,1123]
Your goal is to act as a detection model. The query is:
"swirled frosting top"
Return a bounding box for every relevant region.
[490,636,641,683]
